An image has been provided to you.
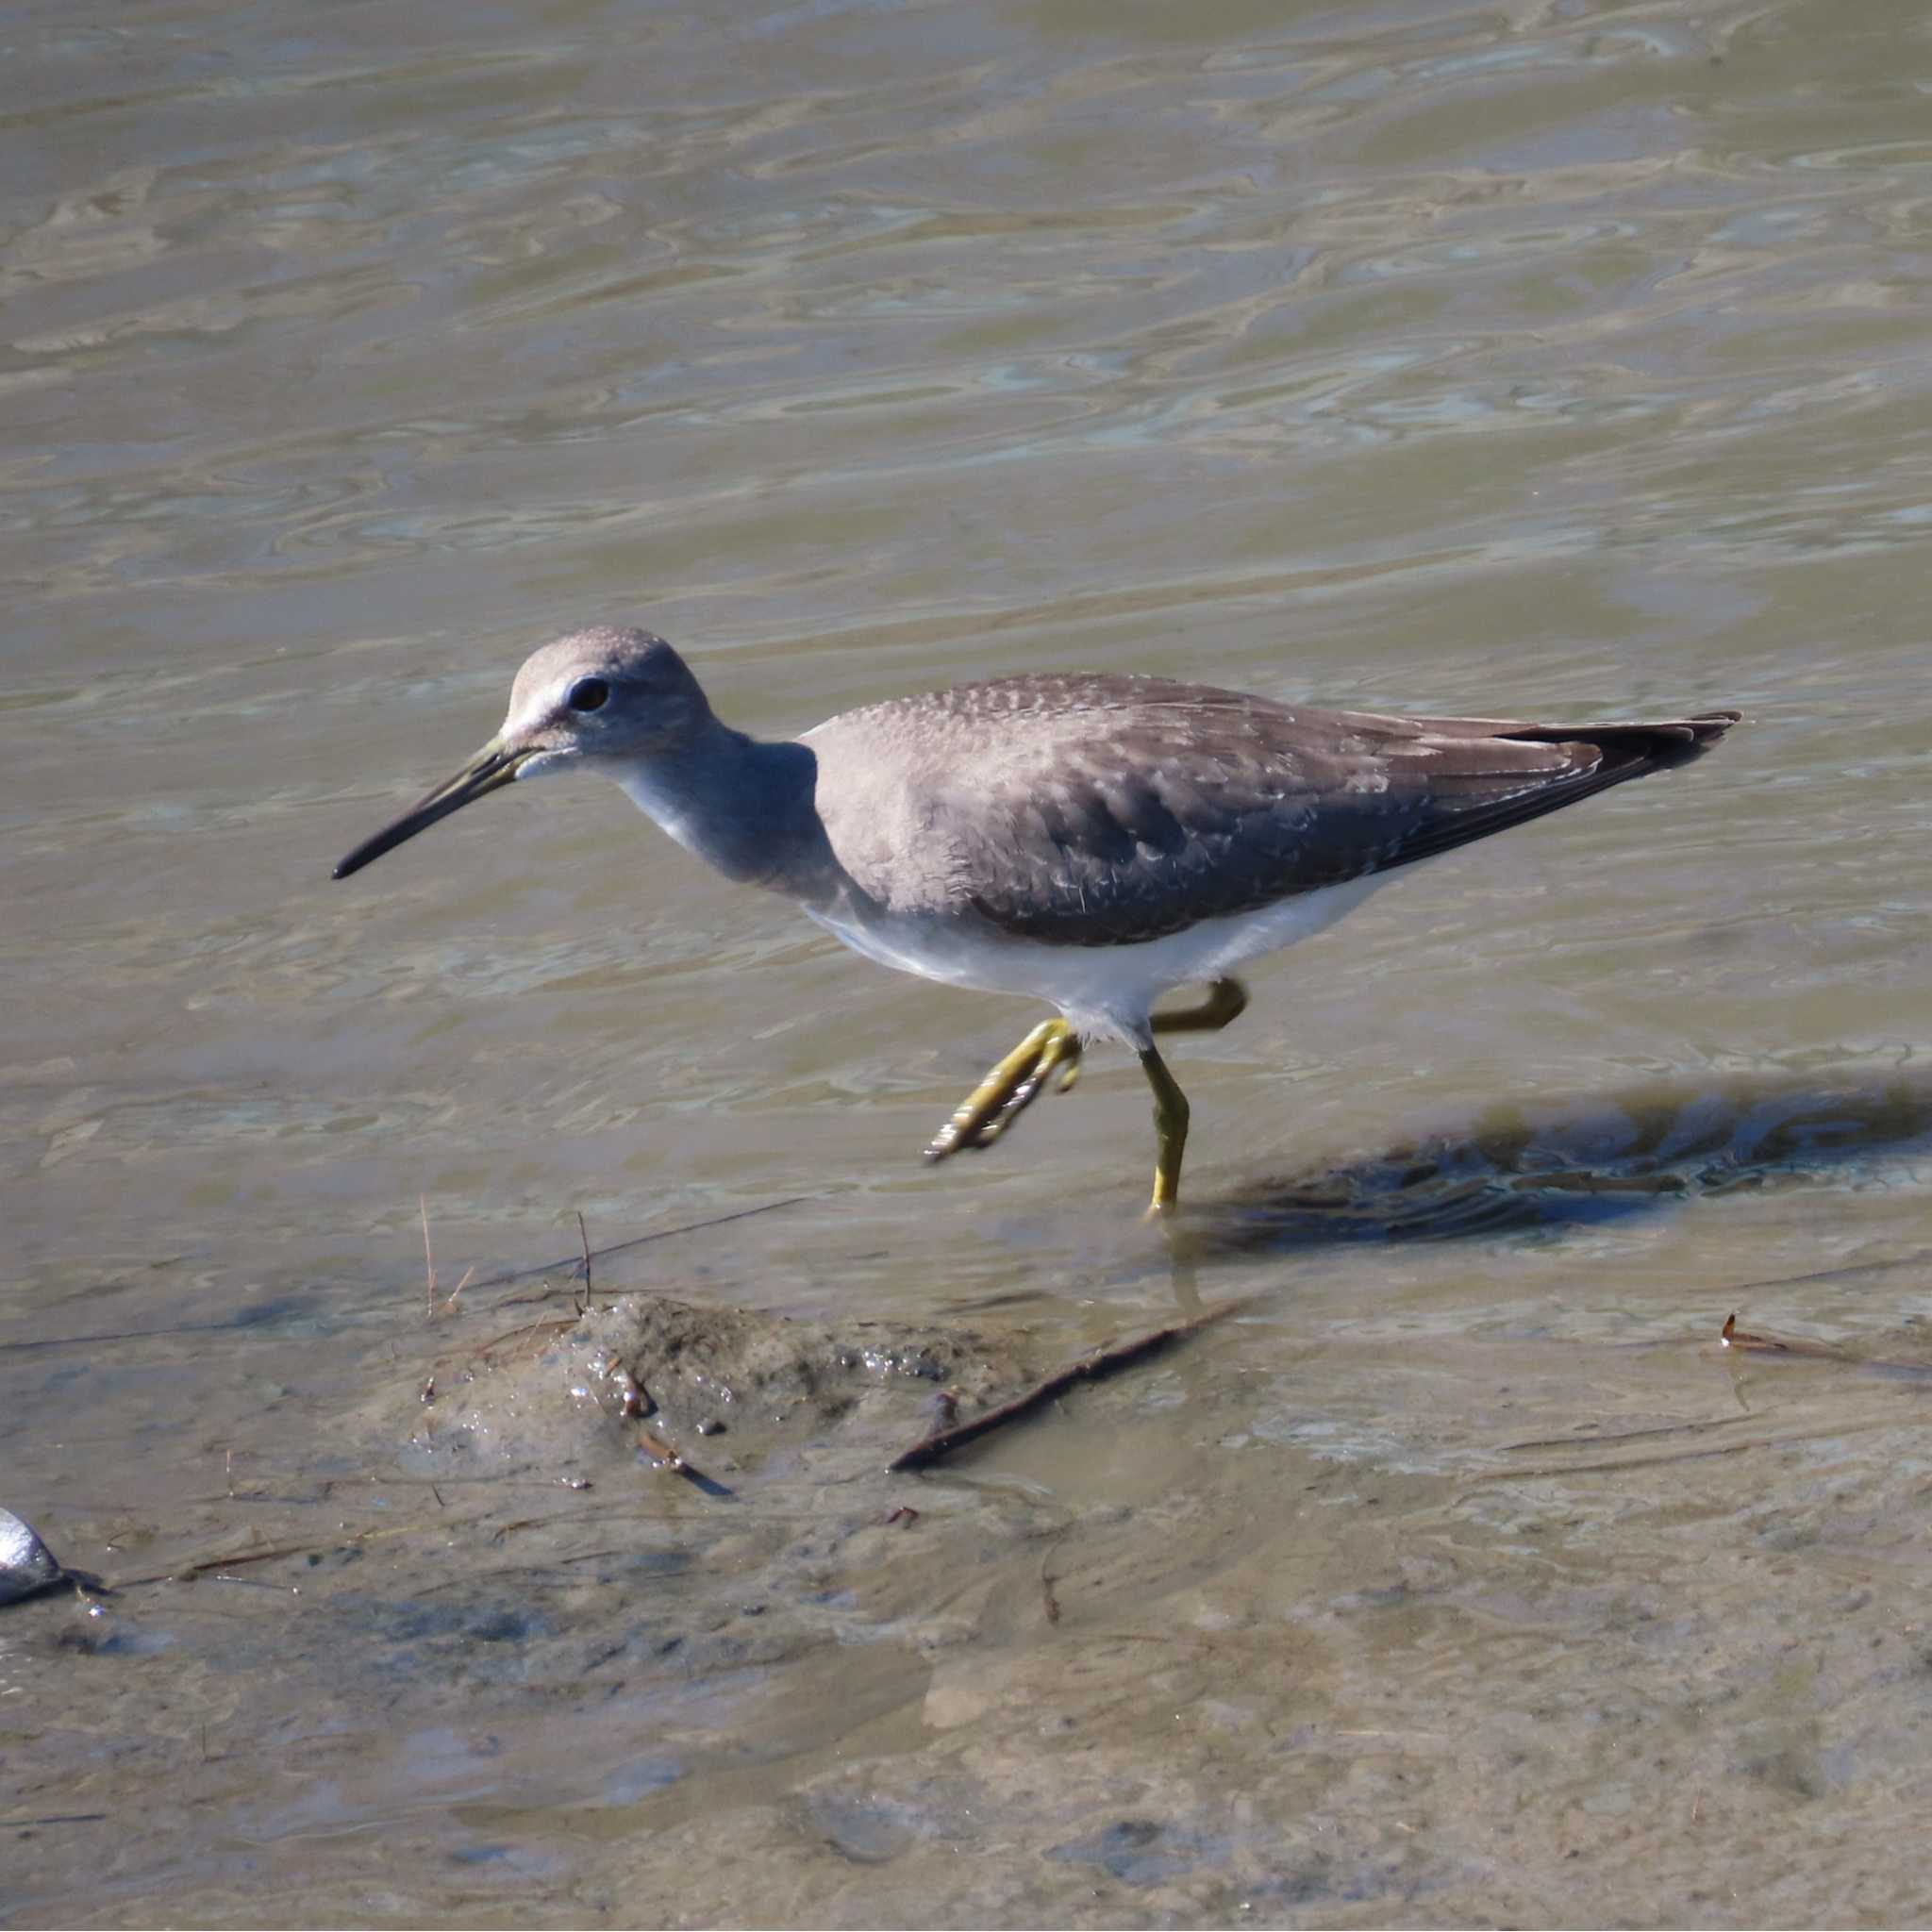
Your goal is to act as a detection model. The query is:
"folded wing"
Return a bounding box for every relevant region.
[858,677,1739,947]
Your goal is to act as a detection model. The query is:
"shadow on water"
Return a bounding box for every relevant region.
[1195,1068,1932,1257]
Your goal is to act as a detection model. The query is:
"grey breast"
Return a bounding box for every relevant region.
[806,675,1736,948]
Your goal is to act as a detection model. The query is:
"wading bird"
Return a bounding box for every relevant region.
[335,626,1735,1214]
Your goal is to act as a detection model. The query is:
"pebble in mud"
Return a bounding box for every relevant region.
[0,1507,69,1605]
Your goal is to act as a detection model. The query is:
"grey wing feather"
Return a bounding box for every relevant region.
[927,688,1731,942]
[877,678,1737,947]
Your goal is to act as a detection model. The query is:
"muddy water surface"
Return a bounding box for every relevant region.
[7,0,1932,1923]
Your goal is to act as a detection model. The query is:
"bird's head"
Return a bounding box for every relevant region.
[332,625,710,879]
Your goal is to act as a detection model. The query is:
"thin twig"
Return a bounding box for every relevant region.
[490,1278,591,1311]
[0,1209,816,1361]
[1503,1414,1746,1454]
[1041,1528,1070,1626]
[888,1298,1248,1474]
[110,1517,444,1588]
[421,1195,435,1319]
[1475,1411,1914,1483]
[576,1211,592,1317]
[476,1195,815,1303]
[469,1316,580,1359]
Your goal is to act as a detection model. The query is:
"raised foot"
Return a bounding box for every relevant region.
[924,1018,1083,1161]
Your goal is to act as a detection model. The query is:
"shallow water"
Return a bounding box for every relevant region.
[7,0,1932,1922]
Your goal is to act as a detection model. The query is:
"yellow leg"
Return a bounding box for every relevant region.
[1140,1043,1191,1217]
[923,978,1247,1185]
[924,1018,1083,1161]
[1152,976,1249,1036]
[1141,978,1244,1211]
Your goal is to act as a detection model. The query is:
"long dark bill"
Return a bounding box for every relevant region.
[332,739,527,880]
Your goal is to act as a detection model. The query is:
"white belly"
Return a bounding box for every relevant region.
[804,872,1393,1043]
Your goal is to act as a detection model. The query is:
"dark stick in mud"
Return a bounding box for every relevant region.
[638,1427,736,1499]
[887,1300,1247,1474]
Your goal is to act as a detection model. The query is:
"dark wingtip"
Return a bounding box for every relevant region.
[1518,708,1741,769]
[1658,709,1741,763]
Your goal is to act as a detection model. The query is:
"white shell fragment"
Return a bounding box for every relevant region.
[0,1507,67,1605]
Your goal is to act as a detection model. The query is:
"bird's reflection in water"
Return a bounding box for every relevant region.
[1192,1065,1932,1258]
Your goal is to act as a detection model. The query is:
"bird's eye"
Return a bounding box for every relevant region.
[566,677,609,713]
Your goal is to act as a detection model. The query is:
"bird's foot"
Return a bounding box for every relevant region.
[924,1019,1082,1161]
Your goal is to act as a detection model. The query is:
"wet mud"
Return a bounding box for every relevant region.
[9,1064,1932,1924]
